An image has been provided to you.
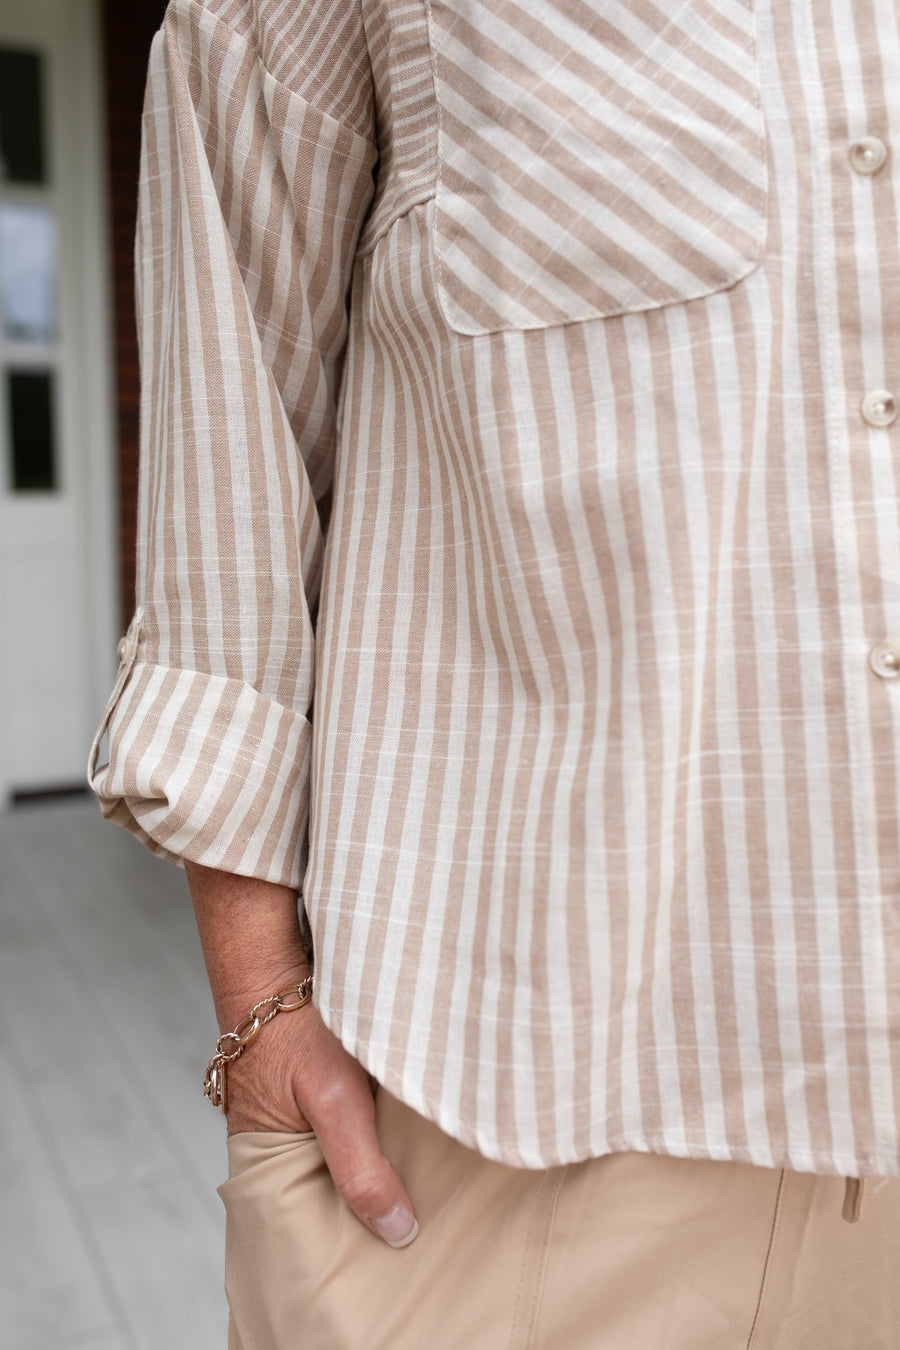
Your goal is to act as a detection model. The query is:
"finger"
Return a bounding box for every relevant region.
[306,1072,419,1248]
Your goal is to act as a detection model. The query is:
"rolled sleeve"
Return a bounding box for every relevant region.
[92,623,313,886]
[89,0,377,881]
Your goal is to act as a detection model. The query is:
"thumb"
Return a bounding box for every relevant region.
[306,1073,419,1248]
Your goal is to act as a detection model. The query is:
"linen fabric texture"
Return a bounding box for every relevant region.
[91,0,900,1177]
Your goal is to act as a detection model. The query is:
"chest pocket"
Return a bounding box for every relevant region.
[427,0,766,335]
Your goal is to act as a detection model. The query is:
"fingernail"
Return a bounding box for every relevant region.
[371,1204,419,1248]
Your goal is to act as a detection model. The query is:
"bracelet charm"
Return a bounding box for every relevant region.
[205,1056,229,1113]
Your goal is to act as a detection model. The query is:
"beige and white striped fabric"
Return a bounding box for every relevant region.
[91,0,900,1176]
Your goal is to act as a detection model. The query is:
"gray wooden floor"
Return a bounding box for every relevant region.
[0,799,229,1350]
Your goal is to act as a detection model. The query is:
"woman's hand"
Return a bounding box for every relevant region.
[186,862,419,1249]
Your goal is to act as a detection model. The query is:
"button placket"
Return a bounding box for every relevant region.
[849,130,898,681]
[851,137,896,436]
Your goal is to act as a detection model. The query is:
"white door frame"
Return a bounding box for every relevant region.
[0,0,117,805]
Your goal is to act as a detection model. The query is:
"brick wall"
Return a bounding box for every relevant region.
[101,0,168,627]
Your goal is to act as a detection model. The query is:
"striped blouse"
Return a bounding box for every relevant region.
[91,0,900,1175]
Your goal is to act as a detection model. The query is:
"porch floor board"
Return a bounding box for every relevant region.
[0,801,229,1350]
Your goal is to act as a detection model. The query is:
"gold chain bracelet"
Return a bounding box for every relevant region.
[203,975,314,1115]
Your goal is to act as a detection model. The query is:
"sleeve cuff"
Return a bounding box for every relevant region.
[89,623,311,889]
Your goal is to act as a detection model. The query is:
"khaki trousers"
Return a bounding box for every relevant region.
[220,1090,899,1350]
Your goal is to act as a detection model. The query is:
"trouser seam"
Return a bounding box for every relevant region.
[507,1165,568,1350]
[745,1168,788,1350]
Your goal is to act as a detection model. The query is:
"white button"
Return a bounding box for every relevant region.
[870,642,900,680]
[117,636,128,663]
[849,136,888,175]
[860,390,898,428]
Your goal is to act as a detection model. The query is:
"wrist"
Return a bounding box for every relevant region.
[184,861,313,1029]
[213,958,312,1032]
